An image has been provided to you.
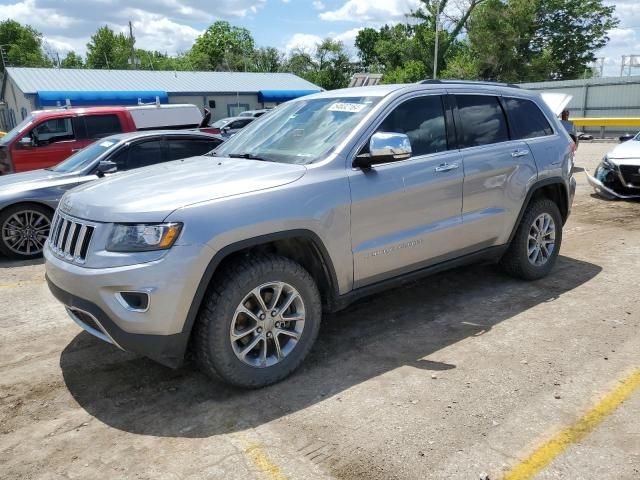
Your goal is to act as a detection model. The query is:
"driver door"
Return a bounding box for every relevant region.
[348,93,465,288]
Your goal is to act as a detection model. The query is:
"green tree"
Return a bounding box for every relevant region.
[249,47,283,72]
[286,39,351,90]
[190,21,255,71]
[85,26,131,69]
[0,20,52,73]
[60,51,84,68]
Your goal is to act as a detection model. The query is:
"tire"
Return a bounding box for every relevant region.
[0,203,53,260]
[193,254,322,388]
[500,198,563,281]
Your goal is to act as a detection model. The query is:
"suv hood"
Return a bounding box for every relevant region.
[62,156,307,222]
[607,139,640,164]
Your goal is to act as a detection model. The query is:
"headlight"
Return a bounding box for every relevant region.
[601,155,614,169]
[106,223,182,252]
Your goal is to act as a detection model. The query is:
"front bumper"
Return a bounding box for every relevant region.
[45,242,213,367]
[586,161,640,199]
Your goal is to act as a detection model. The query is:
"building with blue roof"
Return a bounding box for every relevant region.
[0,67,322,131]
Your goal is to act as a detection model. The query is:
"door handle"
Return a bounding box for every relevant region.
[511,150,529,158]
[435,162,459,172]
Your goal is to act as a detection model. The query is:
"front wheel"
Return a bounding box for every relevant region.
[193,254,322,388]
[500,198,563,280]
[0,203,53,260]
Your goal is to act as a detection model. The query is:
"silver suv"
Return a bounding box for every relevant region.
[45,81,576,388]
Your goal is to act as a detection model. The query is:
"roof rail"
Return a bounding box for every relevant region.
[419,79,521,89]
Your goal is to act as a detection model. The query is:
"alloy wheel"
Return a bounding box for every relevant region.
[527,213,556,267]
[1,210,51,256]
[230,281,306,368]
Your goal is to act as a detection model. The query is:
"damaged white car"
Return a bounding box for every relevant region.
[587,132,640,199]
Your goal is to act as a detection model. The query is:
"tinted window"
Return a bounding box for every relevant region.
[378,95,447,156]
[504,97,553,139]
[126,140,164,170]
[229,119,253,129]
[32,117,75,145]
[456,95,509,147]
[167,137,221,161]
[84,115,122,139]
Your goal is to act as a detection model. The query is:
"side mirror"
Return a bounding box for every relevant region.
[96,160,117,177]
[353,132,412,169]
[19,137,33,148]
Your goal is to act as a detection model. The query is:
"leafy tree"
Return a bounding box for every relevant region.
[286,39,351,90]
[249,47,284,72]
[0,20,52,73]
[190,21,255,71]
[60,51,84,68]
[86,26,131,69]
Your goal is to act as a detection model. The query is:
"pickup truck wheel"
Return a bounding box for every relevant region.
[194,254,322,388]
[0,203,52,260]
[500,198,562,280]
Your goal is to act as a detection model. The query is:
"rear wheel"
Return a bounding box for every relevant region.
[0,203,52,260]
[193,254,322,388]
[500,198,562,280]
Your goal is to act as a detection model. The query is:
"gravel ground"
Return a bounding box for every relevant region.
[1,142,639,480]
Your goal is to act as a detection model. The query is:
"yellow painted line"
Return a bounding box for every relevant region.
[503,368,640,480]
[572,117,640,127]
[244,442,288,480]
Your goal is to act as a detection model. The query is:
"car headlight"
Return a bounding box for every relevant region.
[106,223,182,252]
[601,155,615,169]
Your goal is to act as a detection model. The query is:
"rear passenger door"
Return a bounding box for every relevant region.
[453,94,537,249]
[110,138,165,171]
[349,93,465,288]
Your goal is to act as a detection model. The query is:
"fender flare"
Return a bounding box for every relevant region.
[507,177,569,244]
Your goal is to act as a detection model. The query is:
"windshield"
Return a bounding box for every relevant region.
[0,116,35,146]
[214,96,382,164]
[211,118,233,128]
[49,138,118,173]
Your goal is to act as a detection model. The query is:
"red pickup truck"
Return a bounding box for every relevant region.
[0,104,210,173]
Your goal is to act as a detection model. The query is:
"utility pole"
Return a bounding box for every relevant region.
[129,21,136,70]
[433,2,440,79]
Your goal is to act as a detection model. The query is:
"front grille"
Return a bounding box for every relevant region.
[49,212,95,263]
[618,164,640,187]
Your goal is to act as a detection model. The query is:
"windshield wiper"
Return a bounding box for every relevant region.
[227,152,272,162]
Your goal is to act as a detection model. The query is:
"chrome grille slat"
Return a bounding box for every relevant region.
[48,212,97,264]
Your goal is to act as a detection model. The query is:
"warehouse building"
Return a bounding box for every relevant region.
[0,67,322,131]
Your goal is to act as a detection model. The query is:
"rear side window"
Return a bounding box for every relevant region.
[83,115,122,139]
[504,97,554,139]
[167,137,222,161]
[378,95,447,156]
[455,95,509,147]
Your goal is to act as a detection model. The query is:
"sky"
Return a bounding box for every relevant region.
[0,0,638,77]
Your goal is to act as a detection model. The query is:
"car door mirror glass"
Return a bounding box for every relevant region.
[354,132,412,169]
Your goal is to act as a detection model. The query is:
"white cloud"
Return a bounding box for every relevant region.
[285,33,323,53]
[312,0,325,10]
[596,0,640,76]
[319,0,419,23]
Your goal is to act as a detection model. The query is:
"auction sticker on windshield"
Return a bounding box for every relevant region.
[328,103,367,113]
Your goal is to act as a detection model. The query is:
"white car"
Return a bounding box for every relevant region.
[587,132,640,199]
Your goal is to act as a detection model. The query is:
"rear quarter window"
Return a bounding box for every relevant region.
[504,97,554,139]
[455,95,510,148]
[83,115,123,139]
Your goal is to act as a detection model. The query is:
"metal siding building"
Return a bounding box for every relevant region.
[520,76,640,135]
[0,67,322,130]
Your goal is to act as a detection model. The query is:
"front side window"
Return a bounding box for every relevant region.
[83,115,123,139]
[215,96,383,164]
[125,139,164,170]
[32,117,75,145]
[504,97,554,139]
[229,119,253,129]
[377,95,447,157]
[455,95,509,147]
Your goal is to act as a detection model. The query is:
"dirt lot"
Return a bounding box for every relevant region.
[1,142,639,480]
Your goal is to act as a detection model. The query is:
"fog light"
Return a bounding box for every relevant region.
[117,291,150,312]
